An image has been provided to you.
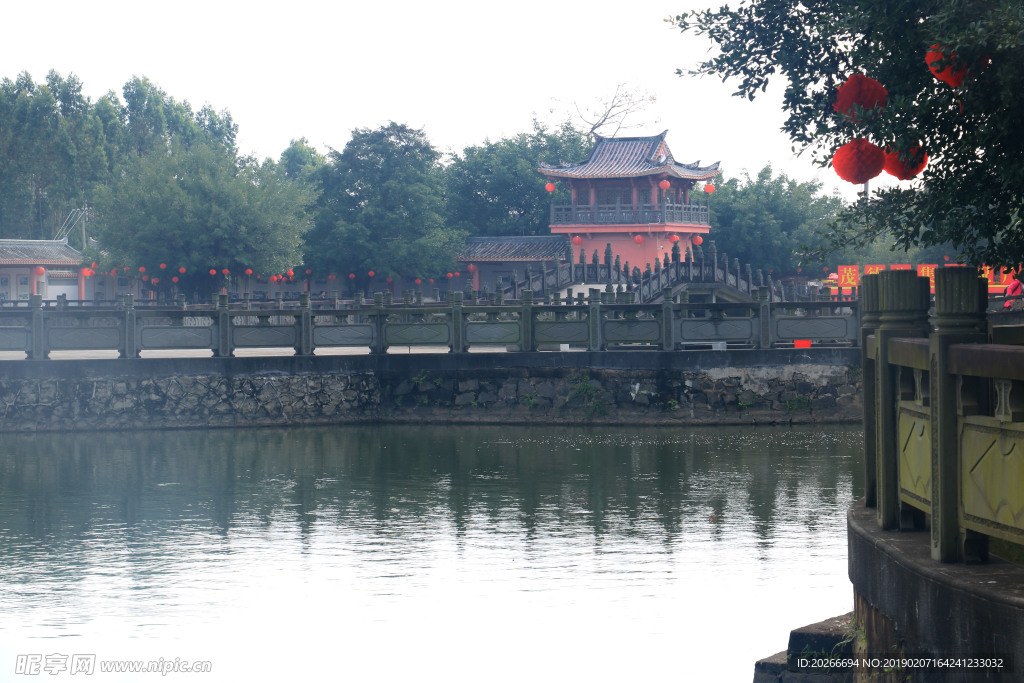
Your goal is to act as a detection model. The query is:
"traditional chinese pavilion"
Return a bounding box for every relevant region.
[538,131,720,270]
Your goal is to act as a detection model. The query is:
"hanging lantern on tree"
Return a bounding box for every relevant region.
[704,183,715,193]
[286,269,294,278]
[832,138,885,184]
[545,182,556,192]
[328,274,336,281]
[179,267,186,274]
[305,269,312,275]
[415,278,422,285]
[927,45,989,88]
[138,266,146,274]
[572,236,583,246]
[209,269,217,276]
[833,73,888,120]
[152,277,159,285]
[222,268,229,276]
[659,179,671,190]
[883,145,928,180]
[691,235,703,246]
[245,268,253,276]
[159,263,167,270]
[386,276,394,283]
[270,275,278,283]
[633,235,644,244]
[466,264,476,273]
[172,276,179,283]
[669,235,680,243]
[142,275,149,282]
[368,270,375,278]
[349,273,355,280]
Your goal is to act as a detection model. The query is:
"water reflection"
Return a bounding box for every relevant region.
[0,424,863,682]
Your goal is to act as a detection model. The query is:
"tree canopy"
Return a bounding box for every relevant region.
[673,0,1024,267]
[444,120,590,238]
[92,141,311,296]
[305,122,465,284]
[708,166,844,274]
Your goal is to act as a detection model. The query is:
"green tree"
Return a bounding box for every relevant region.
[0,71,109,240]
[279,137,325,182]
[673,0,1024,266]
[444,120,591,237]
[92,141,311,297]
[306,122,464,283]
[709,165,844,274]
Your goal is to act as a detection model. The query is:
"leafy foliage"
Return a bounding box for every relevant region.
[444,120,590,237]
[306,122,465,283]
[673,0,1024,266]
[708,166,844,274]
[92,141,311,297]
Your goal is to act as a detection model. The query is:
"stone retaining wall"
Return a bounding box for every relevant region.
[0,349,861,432]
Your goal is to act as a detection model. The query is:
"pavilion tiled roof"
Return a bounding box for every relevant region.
[0,239,83,265]
[538,131,720,181]
[457,236,570,262]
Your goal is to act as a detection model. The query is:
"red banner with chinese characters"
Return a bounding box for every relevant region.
[863,265,885,276]
[916,264,938,293]
[836,265,859,287]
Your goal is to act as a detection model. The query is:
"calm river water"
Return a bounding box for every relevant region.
[0,424,863,682]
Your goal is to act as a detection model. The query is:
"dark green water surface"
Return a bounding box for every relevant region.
[0,423,864,682]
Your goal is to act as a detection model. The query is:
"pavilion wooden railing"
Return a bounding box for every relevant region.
[863,267,1024,563]
[550,200,710,226]
[0,286,859,359]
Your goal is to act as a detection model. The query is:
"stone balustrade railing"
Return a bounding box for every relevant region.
[0,287,859,359]
[863,267,1024,562]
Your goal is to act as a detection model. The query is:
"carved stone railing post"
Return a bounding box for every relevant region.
[875,270,931,529]
[451,291,465,353]
[930,268,988,561]
[588,288,602,350]
[756,286,771,349]
[215,293,232,357]
[662,287,675,350]
[29,294,46,359]
[860,273,881,508]
[296,293,312,356]
[371,293,385,354]
[520,290,534,352]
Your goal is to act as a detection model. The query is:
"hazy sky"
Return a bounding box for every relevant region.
[4,0,864,199]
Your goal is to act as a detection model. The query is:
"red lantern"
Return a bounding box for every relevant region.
[447,272,453,278]
[466,264,476,273]
[110,268,118,276]
[142,275,149,282]
[633,235,644,244]
[832,138,885,184]
[658,179,671,190]
[368,270,375,277]
[91,262,97,269]
[139,266,146,274]
[286,269,294,278]
[222,268,229,276]
[245,268,253,276]
[429,278,434,284]
[81,268,92,277]
[883,145,928,180]
[349,273,355,279]
[34,266,45,276]
[152,277,159,285]
[159,263,167,270]
[386,276,394,283]
[172,276,179,283]
[669,235,680,243]
[833,74,888,120]
[704,183,715,193]
[691,235,703,246]
[179,267,186,274]
[328,274,336,281]
[572,236,583,246]
[545,182,556,192]
[415,278,422,285]
[209,269,217,276]
[927,45,988,88]
[305,269,312,275]
[454,272,460,277]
